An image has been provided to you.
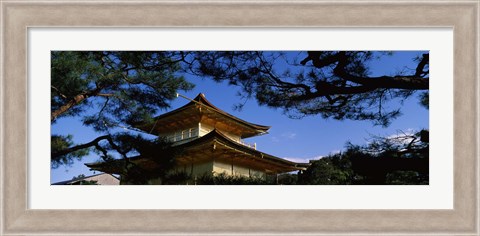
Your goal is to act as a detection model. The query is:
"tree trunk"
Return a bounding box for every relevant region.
[51,135,110,159]
[51,94,87,121]
[51,87,103,122]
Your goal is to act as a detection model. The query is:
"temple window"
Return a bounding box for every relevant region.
[166,127,199,142]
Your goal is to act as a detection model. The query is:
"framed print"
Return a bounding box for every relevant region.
[1,0,478,235]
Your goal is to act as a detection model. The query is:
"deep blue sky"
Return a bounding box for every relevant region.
[51,51,428,183]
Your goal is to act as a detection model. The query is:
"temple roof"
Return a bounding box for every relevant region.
[52,173,120,185]
[86,129,310,175]
[133,93,270,138]
[175,129,310,172]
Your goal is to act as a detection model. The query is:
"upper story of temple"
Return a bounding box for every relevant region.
[134,93,270,149]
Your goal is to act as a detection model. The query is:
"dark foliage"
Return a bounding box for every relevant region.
[51,135,90,168]
[277,173,299,185]
[297,149,365,185]
[195,172,272,185]
[299,130,429,185]
[97,136,180,185]
[51,51,193,123]
[185,51,429,126]
[51,51,193,168]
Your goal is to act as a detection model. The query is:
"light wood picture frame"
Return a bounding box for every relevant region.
[1,0,478,235]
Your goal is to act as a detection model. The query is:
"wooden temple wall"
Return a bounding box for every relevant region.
[175,161,214,177]
[213,160,266,179]
[199,122,213,136]
[172,160,267,180]
[160,126,199,143]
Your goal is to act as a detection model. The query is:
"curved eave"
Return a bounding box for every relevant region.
[177,129,311,171]
[85,156,144,174]
[194,93,270,131]
[86,130,310,175]
[133,93,271,136]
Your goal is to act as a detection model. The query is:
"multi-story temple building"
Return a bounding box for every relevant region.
[86,93,310,184]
